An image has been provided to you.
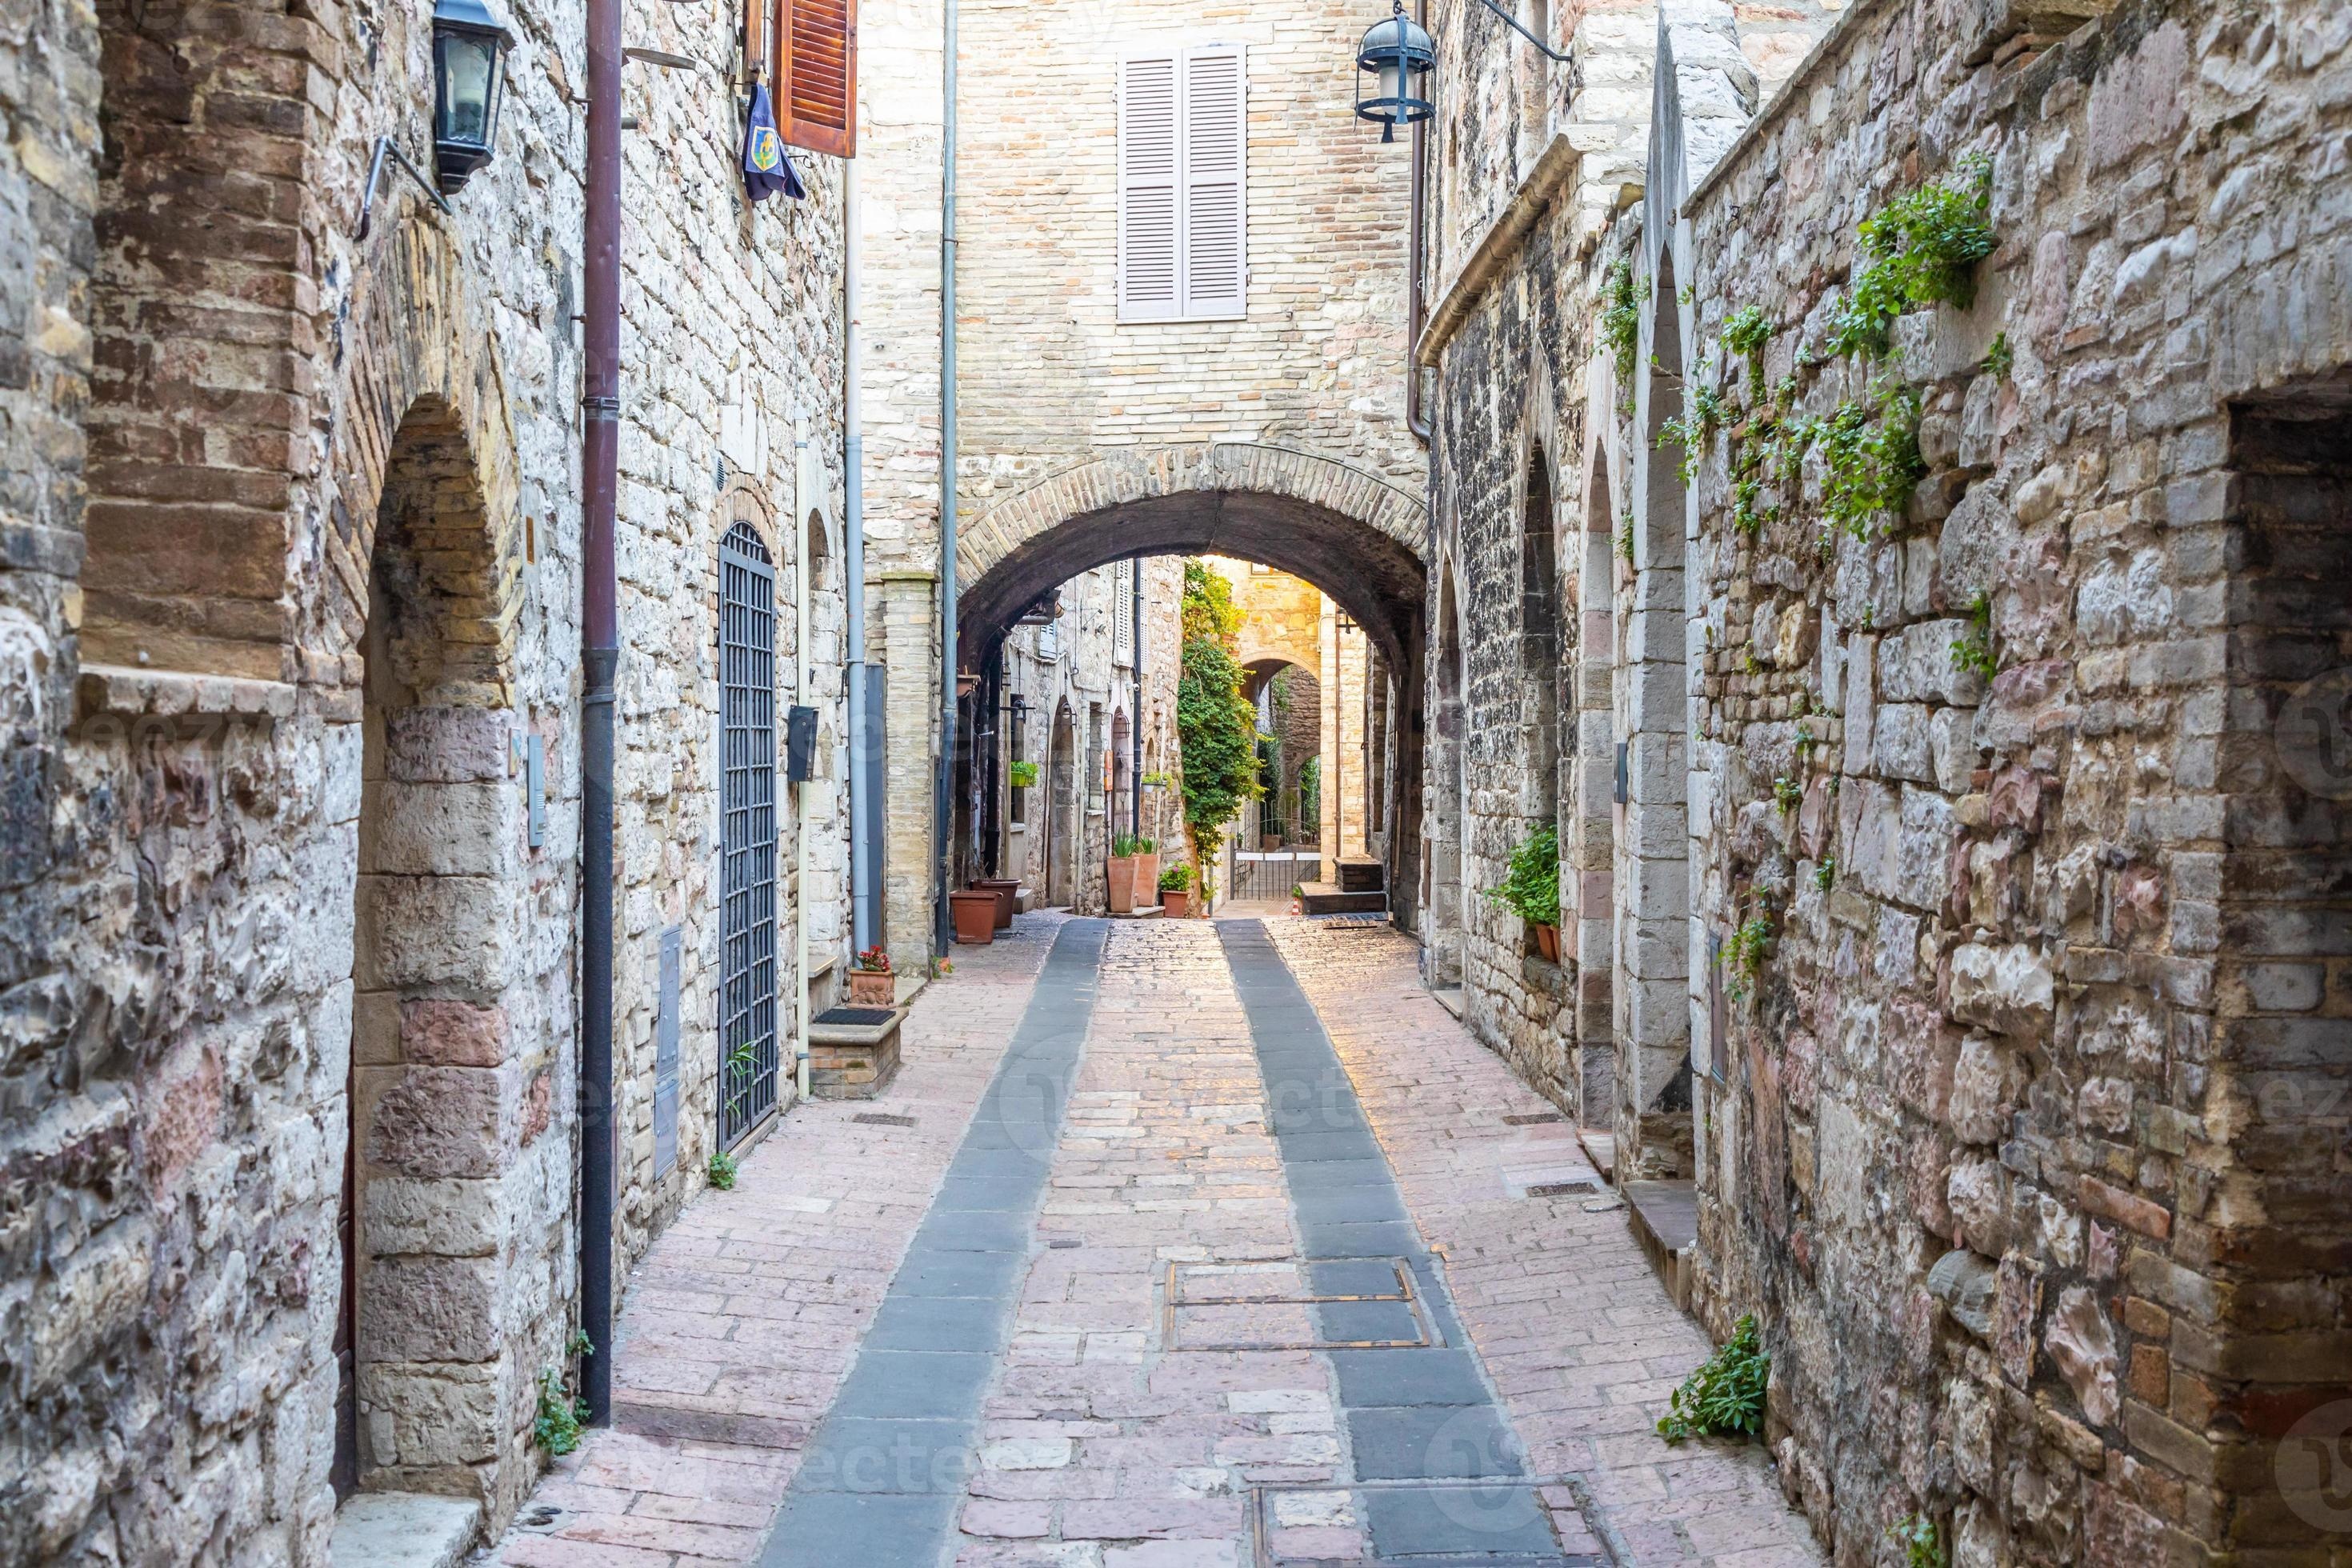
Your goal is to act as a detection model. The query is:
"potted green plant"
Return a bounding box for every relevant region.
[1159,861,1194,918]
[1008,758,1039,790]
[848,945,894,1006]
[1108,832,1143,914]
[1488,824,1562,962]
[1132,837,1160,909]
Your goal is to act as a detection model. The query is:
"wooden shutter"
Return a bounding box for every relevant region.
[778,0,857,158]
[1118,54,1180,322]
[1181,45,1245,318]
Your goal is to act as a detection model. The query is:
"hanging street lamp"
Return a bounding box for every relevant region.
[1354,2,1435,142]
[433,0,516,193]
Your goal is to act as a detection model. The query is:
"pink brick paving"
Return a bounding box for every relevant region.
[952,917,1327,1568]
[1262,918,1824,1568]
[486,916,1069,1568]
[486,912,1823,1567]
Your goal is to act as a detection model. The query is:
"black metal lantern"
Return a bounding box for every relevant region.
[432,0,514,193]
[1355,2,1434,143]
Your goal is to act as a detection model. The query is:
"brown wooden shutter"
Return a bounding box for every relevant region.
[778,0,857,158]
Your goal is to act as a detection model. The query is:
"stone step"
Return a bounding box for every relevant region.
[1622,1178,1698,1314]
[330,1492,479,1568]
[1298,882,1388,915]
[1334,854,1386,893]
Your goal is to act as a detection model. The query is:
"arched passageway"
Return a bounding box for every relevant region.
[950,444,1427,927]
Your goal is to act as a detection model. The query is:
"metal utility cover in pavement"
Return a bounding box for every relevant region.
[1164,1258,1434,1352]
[1248,1476,1606,1567]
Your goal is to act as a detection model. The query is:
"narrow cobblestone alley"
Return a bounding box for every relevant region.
[489,918,1820,1567]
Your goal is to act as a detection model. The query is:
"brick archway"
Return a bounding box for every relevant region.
[310,219,528,702]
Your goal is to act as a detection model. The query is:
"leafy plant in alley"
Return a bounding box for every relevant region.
[1657,1314,1770,1443]
[1486,824,1560,927]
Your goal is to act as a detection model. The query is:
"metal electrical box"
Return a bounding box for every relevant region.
[1613,741,1629,806]
[786,704,818,782]
[654,926,681,1178]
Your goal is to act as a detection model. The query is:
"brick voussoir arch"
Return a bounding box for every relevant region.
[956,442,1427,590]
[309,216,526,708]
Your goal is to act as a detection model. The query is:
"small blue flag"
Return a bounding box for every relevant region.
[742,84,806,203]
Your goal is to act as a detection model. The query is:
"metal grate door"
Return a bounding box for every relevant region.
[719,522,779,1146]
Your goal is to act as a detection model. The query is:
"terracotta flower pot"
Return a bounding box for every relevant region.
[1162,888,1190,918]
[950,890,998,945]
[1106,855,1137,914]
[1530,922,1560,962]
[1134,854,1160,906]
[977,877,1018,929]
[847,968,894,1006]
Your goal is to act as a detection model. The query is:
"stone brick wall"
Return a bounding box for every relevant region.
[1,0,850,1558]
[859,0,1430,964]
[1669,0,2352,1558]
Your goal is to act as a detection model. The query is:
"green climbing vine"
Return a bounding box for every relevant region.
[1602,258,1642,406]
[1827,156,1996,361]
[1721,304,1773,402]
[1817,385,1925,537]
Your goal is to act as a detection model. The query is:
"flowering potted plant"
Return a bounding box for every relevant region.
[847,946,894,1006]
[1158,861,1194,918]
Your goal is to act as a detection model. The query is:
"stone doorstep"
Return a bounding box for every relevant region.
[1575,1127,1617,1182]
[1298,881,1388,916]
[328,1491,479,1568]
[1622,1178,1698,1316]
[1106,904,1165,919]
[1427,983,1466,1021]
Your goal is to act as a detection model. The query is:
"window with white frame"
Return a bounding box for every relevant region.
[1118,44,1246,322]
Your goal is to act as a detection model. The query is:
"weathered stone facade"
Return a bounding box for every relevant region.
[1676,0,2352,1558]
[1,0,850,1559]
[858,0,1430,965]
[985,554,1182,914]
[1424,0,2352,1558]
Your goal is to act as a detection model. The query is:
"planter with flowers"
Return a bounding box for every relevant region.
[1159,862,1194,918]
[847,946,894,1006]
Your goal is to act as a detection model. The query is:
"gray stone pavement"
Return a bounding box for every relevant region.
[486,914,1819,1567]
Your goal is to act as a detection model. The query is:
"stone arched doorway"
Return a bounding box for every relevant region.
[953,443,1427,928]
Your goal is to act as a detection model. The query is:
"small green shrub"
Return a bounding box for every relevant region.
[1603,261,1642,401]
[1950,593,1996,679]
[534,1366,590,1456]
[1772,775,1802,813]
[1828,157,1996,360]
[1890,1513,1947,1568]
[1983,330,2013,381]
[706,1149,739,1190]
[1818,389,1924,536]
[1658,1314,1770,1444]
[1721,915,1774,1003]
[1486,824,1561,927]
[1722,305,1773,401]
[1008,759,1039,790]
[1814,857,1836,891]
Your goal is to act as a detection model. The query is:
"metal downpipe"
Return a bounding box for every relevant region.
[933,0,959,957]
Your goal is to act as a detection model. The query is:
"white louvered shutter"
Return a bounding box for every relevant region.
[1119,54,1180,322]
[1180,44,1245,318]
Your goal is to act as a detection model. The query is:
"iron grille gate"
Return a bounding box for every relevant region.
[1228,850,1315,902]
[719,522,779,1147]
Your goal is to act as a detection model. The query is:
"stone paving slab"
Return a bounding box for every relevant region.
[1262,918,1824,1568]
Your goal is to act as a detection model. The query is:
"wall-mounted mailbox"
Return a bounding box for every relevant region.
[786,704,818,782]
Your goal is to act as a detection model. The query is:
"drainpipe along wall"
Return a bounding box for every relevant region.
[846,160,873,954]
[577,0,622,1425]
[1406,0,1432,446]
[933,0,959,958]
